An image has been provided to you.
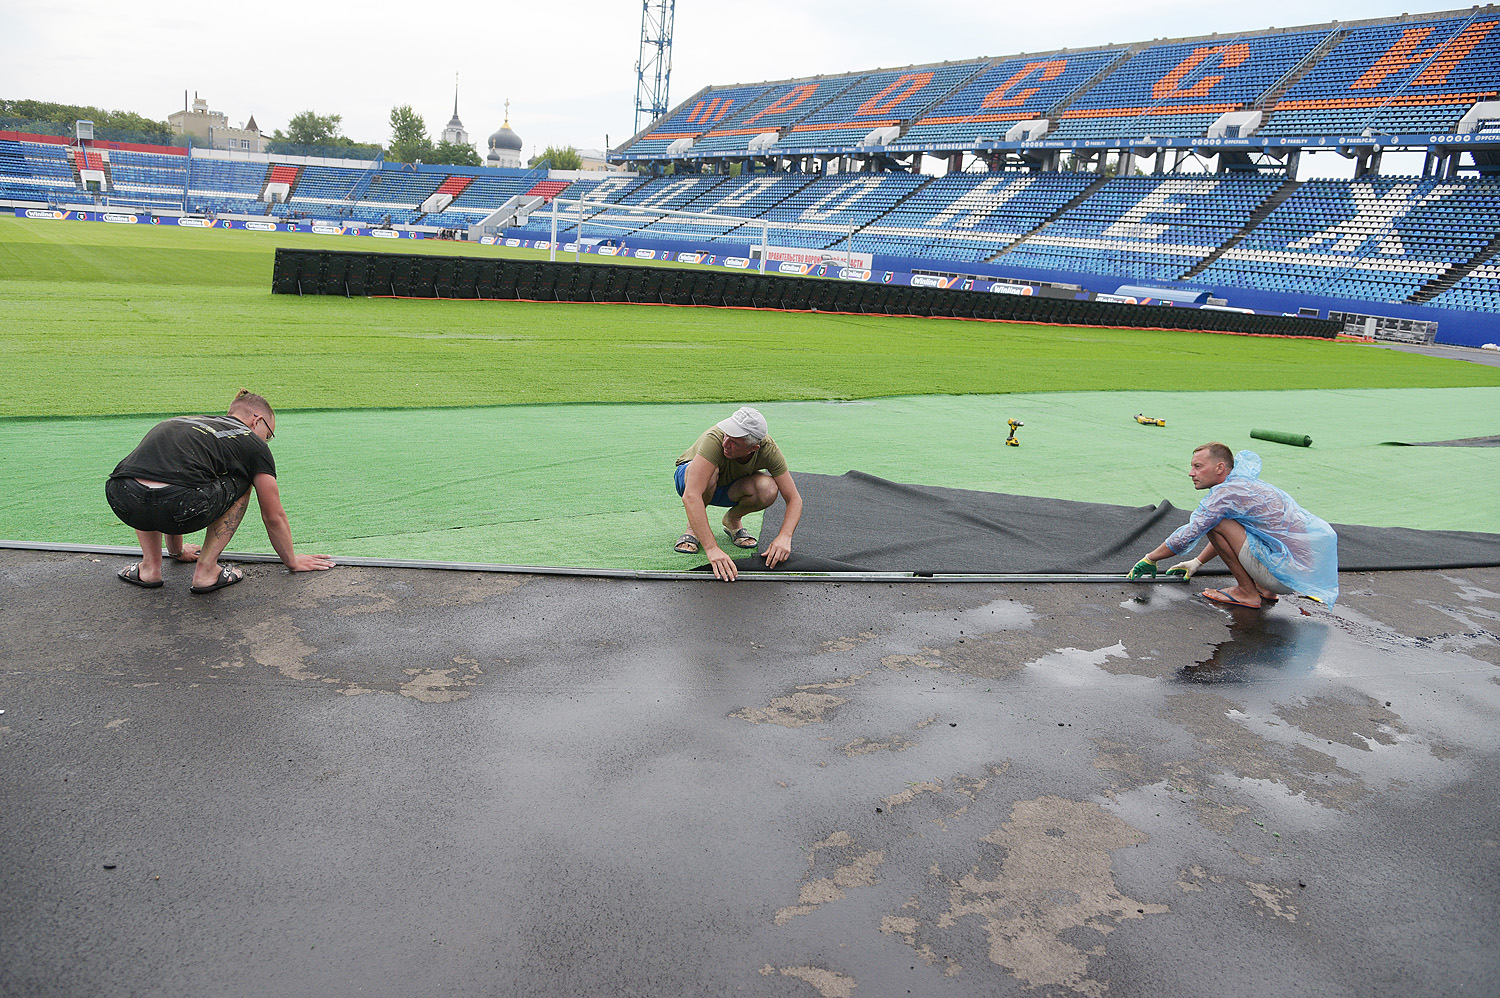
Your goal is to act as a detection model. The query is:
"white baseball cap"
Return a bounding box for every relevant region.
[716,406,768,442]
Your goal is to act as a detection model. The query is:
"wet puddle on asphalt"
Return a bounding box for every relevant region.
[1179,608,1331,684]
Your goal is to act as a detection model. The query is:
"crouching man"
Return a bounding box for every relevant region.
[1128,442,1338,607]
[674,406,803,582]
[106,390,335,593]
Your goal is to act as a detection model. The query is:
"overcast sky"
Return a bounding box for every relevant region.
[2,0,1433,158]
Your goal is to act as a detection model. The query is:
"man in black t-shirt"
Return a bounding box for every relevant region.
[106,390,335,593]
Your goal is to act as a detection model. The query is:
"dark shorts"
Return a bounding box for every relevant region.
[674,462,739,508]
[105,477,245,535]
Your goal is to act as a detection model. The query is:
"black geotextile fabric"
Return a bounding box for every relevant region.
[730,471,1500,574]
[1382,436,1500,447]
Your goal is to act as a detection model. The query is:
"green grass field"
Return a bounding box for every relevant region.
[3,214,1498,420]
[3,214,1498,568]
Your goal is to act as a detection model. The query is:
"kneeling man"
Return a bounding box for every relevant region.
[1128,442,1338,607]
[674,406,803,582]
[106,389,335,593]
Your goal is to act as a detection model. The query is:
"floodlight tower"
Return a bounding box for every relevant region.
[633,0,675,136]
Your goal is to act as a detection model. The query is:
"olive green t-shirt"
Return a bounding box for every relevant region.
[676,427,788,482]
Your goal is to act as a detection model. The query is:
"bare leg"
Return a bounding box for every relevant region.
[1205,520,1273,607]
[722,474,778,533]
[131,529,165,584]
[192,490,251,589]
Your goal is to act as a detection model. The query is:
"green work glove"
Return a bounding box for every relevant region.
[1128,557,1157,580]
[1166,558,1202,580]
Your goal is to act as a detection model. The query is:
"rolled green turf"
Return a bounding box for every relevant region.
[1251,429,1314,447]
[4,388,1496,570]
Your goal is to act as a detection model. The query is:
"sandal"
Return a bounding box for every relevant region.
[117,563,163,589]
[1201,587,1263,609]
[190,565,244,594]
[673,533,700,554]
[725,527,758,549]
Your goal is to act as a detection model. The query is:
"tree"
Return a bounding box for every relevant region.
[278,110,344,146]
[388,105,433,163]
[430,140,480,167]
[0,99,171,141]
[528,145,582,170]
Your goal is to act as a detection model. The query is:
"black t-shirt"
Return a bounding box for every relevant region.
[110,415,276,492]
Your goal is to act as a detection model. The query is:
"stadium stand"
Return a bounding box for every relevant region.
[684,77,870,158]
[860,172,1100,262]
[1262,11,1500,135]
[731,172,928,249]
[0,137,77,201]
[781,62,990,151]
[622,84,773,157]
[1427,259,1500,312]
[998,175,1287,279]
[1050,30,1331,139]
[1196,176,1500,300]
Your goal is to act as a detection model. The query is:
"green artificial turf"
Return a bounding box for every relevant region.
[5,389,1497,570]
[3,215,1498,420]
[5,215,1498,570]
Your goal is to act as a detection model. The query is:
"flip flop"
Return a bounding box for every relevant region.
[117,563,163,589]
[190,565,244,594]
[725,527,758,549]
[1201,587,1263,609]
[674,533,700,555]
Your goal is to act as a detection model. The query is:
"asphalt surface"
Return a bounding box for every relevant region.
[2,548,1497,998]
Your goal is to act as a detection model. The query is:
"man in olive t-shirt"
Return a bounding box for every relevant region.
[673,406,803,582]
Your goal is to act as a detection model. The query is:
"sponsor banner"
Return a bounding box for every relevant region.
[20,208,67,220]
[1094,293,1137,305]
[910,274,952,289]
[312,224,342,235]
[371,229,398,239]
[778,261,812,275]
[564,242,579,252]
[761,244,873,269]
[479,236,497,245]
[175,217,210,227]
[837,268,871,282]
[596,245,619,256]
[725,257,751,269]
[534,240,551,250]
[243,221,278,232]
[633,248,657,260]
[103,212,138,224]
[987,282,1035,296]
[676,252,705,265]
[504,237,521,247]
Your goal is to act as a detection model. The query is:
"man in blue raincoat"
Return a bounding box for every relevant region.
[1127,442,1338,607]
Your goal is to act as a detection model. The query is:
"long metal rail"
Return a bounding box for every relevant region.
[1,540,1184,585]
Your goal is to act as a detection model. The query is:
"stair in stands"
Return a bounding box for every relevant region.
[261,164,302,210]
[72,147,111,192]
[1044,47,1138,122]
[1409,229,1500,303]
[1179,177,1303,279]
[418,175,474,217]
[1254,27,1349,128]
[984,173,1113,261]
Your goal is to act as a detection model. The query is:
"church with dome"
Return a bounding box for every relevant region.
[486,102,523,169]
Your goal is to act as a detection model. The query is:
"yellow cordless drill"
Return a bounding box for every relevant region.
[1005,419,1024,446]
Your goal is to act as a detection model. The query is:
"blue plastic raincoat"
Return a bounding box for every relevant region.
[1164,450,1339,604]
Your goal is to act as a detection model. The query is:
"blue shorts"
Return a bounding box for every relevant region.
[674,462,737,508]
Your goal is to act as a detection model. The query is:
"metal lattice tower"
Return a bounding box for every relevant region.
[633,0,675,136]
